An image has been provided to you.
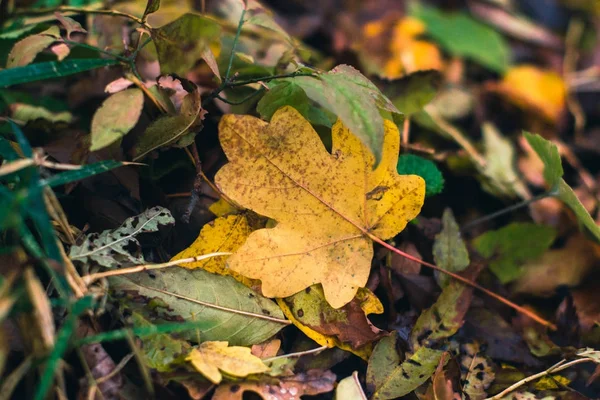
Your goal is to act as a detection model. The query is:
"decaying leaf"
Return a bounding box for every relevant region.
[215,106,425,308]
[187,341,269,384]
[430,352,461,400]
[7,26,60,68]
[55,12,87,39]
[90,88,145,151]
[460,343,495,400]
[251,338,281,359]
[110,267,288,345]
[277,286,385,359]
[367,332,401,394]
[171,214,255,285]
[432,208,469,288]
[473,222,556,284]
[69,206,175,268]
[212,369,337,400]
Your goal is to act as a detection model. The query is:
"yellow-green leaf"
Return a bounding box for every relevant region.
[7,27,60,68]
[215,106,425,308]
[186,341,269,384]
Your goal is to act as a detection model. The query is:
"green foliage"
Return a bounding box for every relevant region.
[432,208,469,287]
[385,70,442,116]
[0,59,119,88]
[109,267,287,345]
[366,333,400,394]
[41,160,125,187]
[411,3,510,72]
[396,154,444,197]
[282,64,400,163]
[524,132,600,243]
[474,222,556,283]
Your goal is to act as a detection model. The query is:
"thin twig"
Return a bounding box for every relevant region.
[225,7,247,81]
[262,345,328,363]
[82,252,232,285]
[485,358,592,399]
[12,6,149,29]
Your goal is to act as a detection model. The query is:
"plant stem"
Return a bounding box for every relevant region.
[62,39,130,63]
[263,346,328,363]
[215,87,265,105]
[225,7,247,81]
[461,191,552,231]
[368,233,557,330]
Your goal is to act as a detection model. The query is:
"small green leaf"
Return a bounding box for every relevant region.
[90,89,144,151]
[257,81,333,127]
[110,268,287,345]
[152,13,221,76]
[7,27,60,67]
[473,222,556,283]
[396,154,444,197]
[372,346,444,400]
[523,131,563,188]
[0,59,119,88]
[385,70,442,116]
[557,179,600,243]
[143,0,161,19]
[432,208,469,287]
[411,4,510,73]
[11,103,73,124]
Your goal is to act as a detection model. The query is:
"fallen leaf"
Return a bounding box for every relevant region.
[277,286,385,360]
[170,214,255,285]
[384,70,442,116]
[7,26,60,68]
[513,233,600,294]
[212,369,336,400]
[460,343,495,400]
[390,242,422,275]
[215,106,425,308]
[431,352,461,400]
[372,345,445,400]
[90,88,145,151]
[432,208,469,288]
[367,332,401,395]
[187,341,269,384]
[110,267,288,345]
[69,206,175,268]
[473,222,557,284]
[152,13,221,76]
[336,371,367,400]
[251,338,281,359]
[498,66,566,122]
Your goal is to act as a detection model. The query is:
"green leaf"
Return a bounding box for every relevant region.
[257,81,333,127]
[288,64,399,163]
[11,103,73,124]
[110,268,288,345]
[557,179,600,243]
[40,160,125,187]
[411,3,510,73]
[143,0,161,19]
[6,27,60,67]
[366,333,401,394]
[473,222,556,283]
[133,82,202,160]
[479,123,529,199]
[385,70,442,116]
[371,346,444,400]
[523,132,600,242]
[130,312,190,373]
[432,208,469,287]
[0,23,41,39]
[69,206,175,268]
[410,276,476,348]
[90,89,144,151]
[152,13,221,76]
[396,154,444,197]
[0,58,119,88]
[523,131,563,188]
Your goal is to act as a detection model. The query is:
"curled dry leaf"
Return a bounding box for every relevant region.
[212,369,337,400]
[215,106,425,308]
[277,286,385,360]
[54,12,87,39]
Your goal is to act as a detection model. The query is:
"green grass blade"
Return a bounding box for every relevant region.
[40,160,125,187]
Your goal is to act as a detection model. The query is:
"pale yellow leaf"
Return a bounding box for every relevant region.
[186,341,269,384]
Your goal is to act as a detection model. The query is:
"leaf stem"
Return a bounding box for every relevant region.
[82,252,232,285]
[461,191,552,232]
[262,345,328,363]
[225,7,247,81]
[368,233,557,330]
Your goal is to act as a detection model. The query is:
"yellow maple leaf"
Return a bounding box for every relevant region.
[498,65,566,122]
[170,214,255,286]
[215,106,425,308]
[186,341,269,384]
